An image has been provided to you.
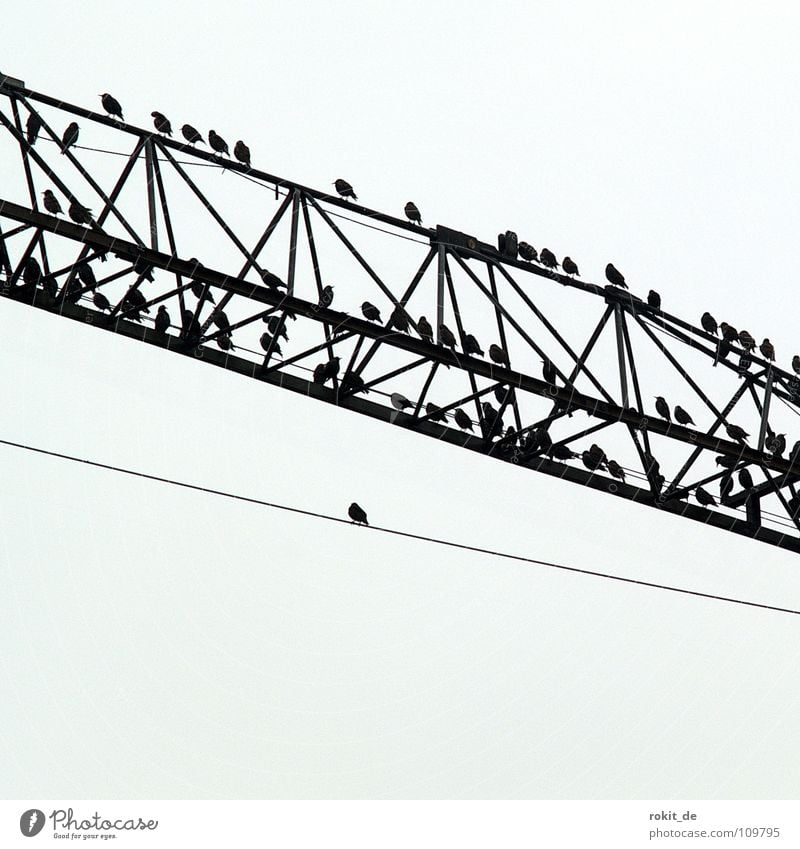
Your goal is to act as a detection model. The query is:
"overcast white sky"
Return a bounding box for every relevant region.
[1,1,800,800]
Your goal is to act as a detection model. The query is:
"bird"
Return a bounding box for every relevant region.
[581,450,604,472]
[76,261,97,289]
[100,93,123,120]
[26,112,42,145]
[562,256,579,276]
[760,338,775,361]
[654,396,671,421]
[548,444,576,461]
[518,242,538,262]
[42,189,62,215]
[716,455,737,468]
[695,486,716,507]
[217,334,235,351]
[390,392,413,411]
[334,178,357,201]
[208,130,229,156]
[701,312,718,335]
[417,316,434,343]
[605,263,627,288]
[539,248,558,269]
[720,322,739,343]
[542,358,557,385]
[738,330,756,351]
[191,280,215,303]
[260,332,282,355]
[212,310,231,332]
[260,268,286,289]
[92,291,111,312]
[489,344,509,366]
[674,405,694,426]
[463,333,484,356]
[318,285,334,308]
[726,423,749,442]
[361,301,381,322]
[151,111,172,135]
[454,409,473,431]
[348,502,368,525]
[494,385,514,405]
[266,316,289,341]
[22,257,42,285]
[439,323,457,350]
[390,305,410,332]
[155,305,171,334]
[234,140,251,167]
[42,276,58,298]
[404,202,421,224]
[720,475,734,501]
[134,257,155,282]
[589,444,608,467]
[68,200,92,225]
[738,468,754,490]
[322,357,340,382]
[793,355,800,375]
[181,124,204,145]
[340,372,367,395]
[607,460,626,481]
[647,290,661,309]
[61,121,79,153]
[766,433,786,457]
[425,402,447,423]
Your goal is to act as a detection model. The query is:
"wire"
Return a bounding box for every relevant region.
[0,435,796,616]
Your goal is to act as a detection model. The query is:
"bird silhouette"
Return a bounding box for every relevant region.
[738,468,754,490]
[42,190,62,215]
[267,316,289,340]
[439,323,457,350]
[793,355,800,375]
[68,200,92,225]
[181,124,204,145]
[22,257,42,285]
[726,423,749,442]
[318,285,334,308]
[208,130,229,156]
[562,256,579,276]
[61,121,79,153]
[760,338,775,361]
[100,93,123,120]
[674,405,694,426]
[260,268,286,289]
[361,301,381,322]
[76,261,96,289]
[463,333,484,356]
[390,392,413,411]
[548,443,576,461]
[738,330,756,351]
[605,263,627,288]
[26,111,42,145]
[494,385,515,405]
[390,305,410,332]
[720,322,738,343]
[348,502,368,525]
[417,316,434,343]
[155,305,170,334]
[217,334,234,351]
[695,486,716,507]
[334,178,357,201]
[191,280,215,303]
[701,312,718,335]
[234,140,251,167]
[92,291,111,312]
[404,201,421,223]
[719,475,734,501]
[539,248,558,269]
[581,450,603,471]
[212,309,231,332]
[340,372,367,395]
[542,358,557,385]
[607,460,626,481]
[766,433,786,456]
[323,356,340,382]
[454,409,473,431]
[489,344,509,366]
[589,444,608,468]
[518,242,538,262]
[151,111,172,135]
[647,290,661,309]
[425,402,447,423]
[654,396,671,421]
[42,276,58,298]
[715,455,737,468]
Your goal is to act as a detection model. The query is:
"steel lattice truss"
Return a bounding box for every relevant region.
[2,73,800,553]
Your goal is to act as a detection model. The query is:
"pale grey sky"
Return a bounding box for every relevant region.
[1,0,799,799]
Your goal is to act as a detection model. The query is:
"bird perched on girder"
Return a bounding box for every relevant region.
[518,242,538,262]
[715,455,737,469]
[390,305,410,332]
[494,385,515,405]
[589,444,608,467]
[726,423,749,442]
[334,178,357,201]
[155,305,171,334]
[425,402,447,423]
[562,256,579,276]
[654,396,671,421]
[322,356,340,382]
[390,392,412,411]
[22,257,42,285]
[100,93,123,120]
[439,323,457,351]
[695,486,716,507]
[548,443,576,461]
[489,344,509,367]
[720,322,738,343]
[318,285,334,308]
[674,405,694,426]
[260,333,282,355]
[266,316,289,341]
[647,290,661,309]
[701,311,718,335]
[542,357,557,385]
[76,261,97,289]
[42,189,62,215]
[208,130,229,156]
[404,202,421,224]
[61,121,79,153]
[68,200,92,225]
[212,309,231,332]
[191,280,215,303]
[234,140,251,167]
[217,334,235,351]
[766,433,786,457]
[581,450,604,472]
[348,502,368,525]
[260,268,286,290]
[454,409,473,431]
[417,316,434,343]
[361,301,381,322]
[738,467,754,490]
[26,111,42,145]
[760,338,775,361]
[463,333,484,356]
[793,355,800,375]
[181,124,204,145]
[607,460,626,481]
[605,263,627,288]
[738,330,756,351]
[42,276,57,298]
[539,248,558,269]
[92,291,111,312]
[151,111,172,135]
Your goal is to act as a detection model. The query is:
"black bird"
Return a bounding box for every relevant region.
[361,301,381,322]
[542,357,557,385]
[341,372,367,395]
[549,443,576,461]
[334,178,357,201]
[76,261,97,289]
[260,333,282,355]
[425,402,447,423]
[134,257,155,282]
[695,486,716,507]
[562,256,579,276]
[607,460,626,481]
[390,305,410,332]
[267,316,289,340]
[720,475,734,501]
[439,323,457,350]
[68,200,92,225]
[720,322,738,343]
[760,338,775,362]
[589,444,608,468]
[151,111,172,135]
[390,392,413,411]
[454,409,473,431]
[489,344,509,366]
[26,111,42,145]
[417,316,434,343]
[322,356,340,382]
[701,311,718,335]
[61,121,79,153]
[234,140,251,167]
[463,333,484,356]
[155,305,170,334]
[100,93,123,120]
[42,190,62,215]
[217,334,234,351]
[348,502,368,525]
[738,330,756,351]
[42,276,58,298]
[539,248,558,269]
[65,278,83,304]
[404,202,421,224]
[674,405,694,426]
[766,433,786,457]
[212,309,231,332]
[92,291,111,312]
[715,455,737,469]
[22,257,42,285]
[654,396,671,421]
[260,268,286,289]
[181,124,204,145]
[494,385,515,405]
[605,263,627,288]
[208,130,229,156]
[581,450,604,472]
[647,290,661,309]
[312,363,326,383]
[738,468,754,490]
[792,355,800,375]
[191,280,215,303]
[318,285,334,308]
[726,423,749,442]
[518,242,538,262]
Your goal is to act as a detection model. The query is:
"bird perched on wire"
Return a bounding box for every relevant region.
[581,450,604,472]
[766,433,786,457]
[439,323,457,351]
[42,189,62,215]
[26,111,42,145]
[548,443,576,461]
[361,301,381,322]
[489,344,509,367]
[390,392,412,411]
[518,242,538,262]
[404,202,421,224]
[701,312,718,335]
[425,402,447,423]
[607,460,626,481]
[76,261,97,290]
[494,385,515,405]
[738,330,756,351]
[151,111,172,135]
[208,130,229,156]
[726,423,749,442]
[234,140,251,167]
[181,124,204,145]
[100,93,123,120]
[674,405,694,426]
[454,409,473,431]
[61,121,79,153]
[318,285,334,308]
[562,256,579,276]
[695,486,716,507]
[212,309,231,332]
[191,280,215,303]
[647,290,661,309]
[334,178,357,201]
[260,333,282,356]
[539,248,558,269]
[654,396,671,421]
[22,257,42,285]
[266,315,289,341]
[463,333,484,356]
[92,291,111,312]
[719,474,734,501]
[155,305,171,334]
[760,338,775,361]
[589,444,608,468]
[417,316,434,343]
[68,200,92,225]
[738,467,754,490]
[605,263,627,288]
[390,305,410,332]
[348,502,368,525]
